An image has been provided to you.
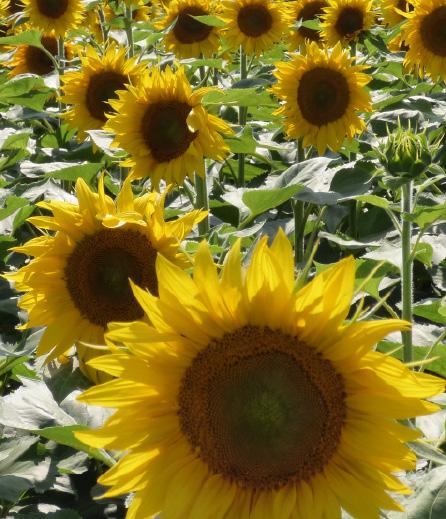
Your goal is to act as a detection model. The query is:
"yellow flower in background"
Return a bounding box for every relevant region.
[9,33,73,76]
[381,0,413,26]
[403,0,446,82]
[158,0,221,58]
[289,0,328,50]
[0,0,24,36]
[220,0,290,55]
[60,45,144,140]
[272,42,372,155]
[22,0,85,37]
[76,230,444,519]
[4,177,206,384]
[321,0,374,46]
[85,5,114,43]
[105,66,232,185]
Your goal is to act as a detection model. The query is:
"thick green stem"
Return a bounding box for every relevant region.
[238,45,247,187]
[98,7,109,42]
[195,172,209,235]
[124,5,134,58]
[57,36,65,123]
[293,200,305,265]
[401,181,414,364]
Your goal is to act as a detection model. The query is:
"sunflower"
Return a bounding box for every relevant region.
[158,0,221,58]
[9,33,73,76]
[0,0,24,36]
[272,42,372,155]
[105,65,232,185]
[22,0,85,37]
[60,45,144,140]
[289,0,328,50]
[4,176,207,384]
[320,0,375,46]
[76,230,445,519]
[85,5,114,43]
[220,0,290,55]
[403,0,446,81]
[382,0,414,26]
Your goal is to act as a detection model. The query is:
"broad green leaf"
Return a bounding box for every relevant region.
[0,196,29,221]
[0,30,43,48]
[47,162,104,183]
[190,14,226,27]
[202,88,276,107]
[413,299,446,325]
[32,425,114,467]
[242,185,303,220]
[225,126,257,154]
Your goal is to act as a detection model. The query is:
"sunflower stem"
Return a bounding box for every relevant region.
[293,200,305,265]
[401,180,414,365]
[124,5,135,58]
[98,6,109,42]
[56,36,65,125]
[195,171,209,236]
[238,45,248,187]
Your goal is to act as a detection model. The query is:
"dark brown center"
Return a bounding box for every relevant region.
[85,71,127,122]
[420,6,446,57]
[173,6,213,43]
[65,228,158,328]
[297,1,327,41]
[298,66,350,126]
[24,35,58,75]
[178,326,346,490]
[36,0,69,18]
[237,4,273,37]
[334,6,364,37]
[141,101,197,162]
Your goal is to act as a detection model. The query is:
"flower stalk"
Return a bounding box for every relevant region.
[401,180,413,364]
[195,171,209,235]
[124,5,135,58]
[238,45,247,186]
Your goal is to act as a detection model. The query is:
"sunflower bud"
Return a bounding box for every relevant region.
[379,123,431,185]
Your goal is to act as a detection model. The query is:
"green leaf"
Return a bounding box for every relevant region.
[0,30,43,48]
[190,14,226,27]
[409,204,446,228]
[413,299,446,325]
[354,194,390,209]
[242,185,304,220]
[32,425,114,467]
[225,126,256,154]
[47,162,104,183]
[0,196,29,221]
[202,88,276,107]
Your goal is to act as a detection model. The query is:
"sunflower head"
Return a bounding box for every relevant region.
[320,0,375,46]
[272,42,372,155]
[158,0,221,58]
[4,175,207,382]
[9,33,73,77]
[290,0,328,49]
[76,230,444,519]
[60,45,144,140]
[403,0,446,81]
[22,0,85,37]
[220,0,291,55]
[105,65,232,185]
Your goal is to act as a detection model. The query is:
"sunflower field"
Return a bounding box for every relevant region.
[2,0,446,517]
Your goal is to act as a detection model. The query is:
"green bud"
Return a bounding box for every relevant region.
[379,121,432,182]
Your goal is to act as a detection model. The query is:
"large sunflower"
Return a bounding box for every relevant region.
[158,0,221,58]
[60,45,144,140]
[220,0,290,55]
[289,0,328,50]
[22,0,85,37]
[4,177,206,384]
[9,33,73,76]
[403,0,446,81]
[76,230,445,519]
[105,65,232,185]
[320,0,374,46]
[272,42,372,155]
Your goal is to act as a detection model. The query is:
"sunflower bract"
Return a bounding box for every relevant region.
[76,230,444,519]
